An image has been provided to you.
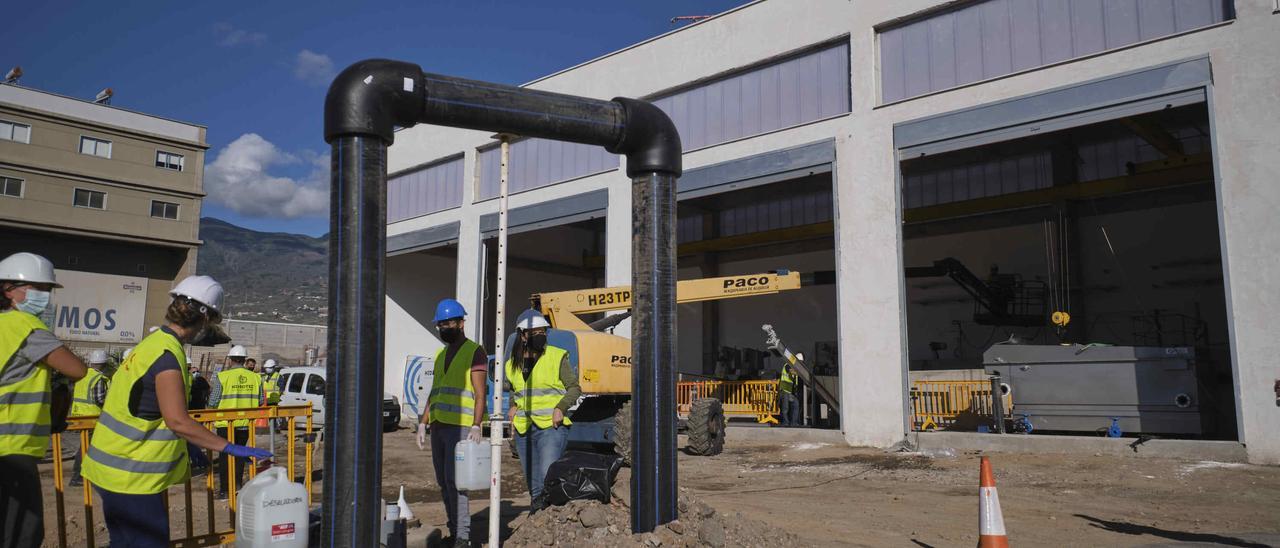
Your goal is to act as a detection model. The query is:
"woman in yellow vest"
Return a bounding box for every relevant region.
[0,252,88,548]
[82,275,271,547]
[66,349,111,487]
[504,309,580,512]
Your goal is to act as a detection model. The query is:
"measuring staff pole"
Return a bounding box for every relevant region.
[488,135,513,546]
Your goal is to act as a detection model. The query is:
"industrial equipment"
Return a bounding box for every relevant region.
[762,323,840,416]
[525,270,825,461]
[905,257,1047,327]
[983,343,1201,435]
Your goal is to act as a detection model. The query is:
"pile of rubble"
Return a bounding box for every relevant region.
[505,492,799,547]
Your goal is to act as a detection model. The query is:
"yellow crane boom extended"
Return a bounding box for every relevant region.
[533,270,803,331]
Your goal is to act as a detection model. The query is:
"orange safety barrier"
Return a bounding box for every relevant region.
[910,380,1012,431]
[46,404,315,548]
[676,380,780,424]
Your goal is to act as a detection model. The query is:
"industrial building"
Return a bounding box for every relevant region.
[383,0,1280,463]
[0,79,207,356]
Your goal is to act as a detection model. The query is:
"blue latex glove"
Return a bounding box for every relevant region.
[223,442,272,460]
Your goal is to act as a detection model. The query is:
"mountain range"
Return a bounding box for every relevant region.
[196,217,328,325]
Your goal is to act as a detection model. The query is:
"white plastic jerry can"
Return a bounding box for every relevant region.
[454,439,492,491]
[236,467,309,547]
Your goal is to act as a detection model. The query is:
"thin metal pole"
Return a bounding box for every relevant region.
[630,172,678,533]
[488,136,512,546]
[323,135,388,547]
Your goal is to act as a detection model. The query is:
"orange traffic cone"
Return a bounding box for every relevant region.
[977,456,1009,547]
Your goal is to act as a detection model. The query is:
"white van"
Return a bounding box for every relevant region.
[274,366,401,431]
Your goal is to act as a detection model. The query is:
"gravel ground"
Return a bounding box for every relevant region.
[39,426,1280,547]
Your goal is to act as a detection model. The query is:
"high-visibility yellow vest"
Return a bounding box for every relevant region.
[779,365,796,395]
[505,345,571,435]
[82,329,191,494]
[71,367,107,416]
[215,367,262,428]
[263,372,281,405]
[428,339,483,427]
[0,310,54,458]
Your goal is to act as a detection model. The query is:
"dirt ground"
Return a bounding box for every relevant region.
[39,426,1280,547]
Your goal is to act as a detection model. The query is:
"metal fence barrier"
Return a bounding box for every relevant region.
[676,380,780,424]
[47,404,315,547]
[910,380,1012,431]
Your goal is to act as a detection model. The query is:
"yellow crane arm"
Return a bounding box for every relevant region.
[534,271,803,331]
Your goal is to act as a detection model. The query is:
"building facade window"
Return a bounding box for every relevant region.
[0,176,22,198]
[73,188,106,209]
[150,200,179,219]
[79,136,112,158]
[0,120,31,143]
[155,150,185,171]
[878,0,1234,103]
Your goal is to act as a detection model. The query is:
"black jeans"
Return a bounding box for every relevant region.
[215,426,250,494]
[0,454,42,548]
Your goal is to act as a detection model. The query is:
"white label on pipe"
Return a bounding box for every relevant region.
[403,77,414,92]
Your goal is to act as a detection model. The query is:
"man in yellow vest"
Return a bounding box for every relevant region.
[66,349,111,487]
[778,362,800,427]
[0,252,88,548]
[415,298,487,548]
[262,359,282,405]
[504,309,580,513]
[208,344,264,498]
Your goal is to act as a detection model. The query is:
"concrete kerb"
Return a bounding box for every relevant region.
[912,431,1247,463]
[724,425,847,444]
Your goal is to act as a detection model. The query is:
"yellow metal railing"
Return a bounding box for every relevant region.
[676,380,780,424]
[47,404,315,548]
[909,380,1012,431]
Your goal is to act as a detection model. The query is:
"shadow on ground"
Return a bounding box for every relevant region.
[1074,514,1273,548]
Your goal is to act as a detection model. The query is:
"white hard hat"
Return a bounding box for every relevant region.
[264,358,277,370]
[122,348,132,360]
[169,275,224,314]
[87,349,109,364]
[227,345,248,358]
[0,252,62,288]
[515,309,550,331]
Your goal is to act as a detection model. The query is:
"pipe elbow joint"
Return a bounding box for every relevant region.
[608,97,682,178]
[324,59,426,144]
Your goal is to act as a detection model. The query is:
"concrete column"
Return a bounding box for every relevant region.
[836,124,908,447]
[605,170,633,337]
[456,149,484,342]
[1202,12,1280,464]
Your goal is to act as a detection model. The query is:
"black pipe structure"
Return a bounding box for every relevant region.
[322,59,681,545]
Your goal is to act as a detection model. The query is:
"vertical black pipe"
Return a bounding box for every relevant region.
[323,135,387,547]
[630,172,678,533]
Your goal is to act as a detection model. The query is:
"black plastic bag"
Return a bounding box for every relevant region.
[543,450,623,506]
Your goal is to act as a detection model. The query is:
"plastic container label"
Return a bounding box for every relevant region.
[271,523,296,542]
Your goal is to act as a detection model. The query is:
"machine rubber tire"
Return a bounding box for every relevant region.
[686,398,725,456]
[613,400,632,466]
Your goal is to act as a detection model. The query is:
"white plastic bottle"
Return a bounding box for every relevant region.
[454,439,492,491]
[236,467,309,547]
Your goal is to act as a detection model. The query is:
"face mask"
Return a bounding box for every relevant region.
[17,289,50,316]
[439,327,461,344]
[528,333,548,352]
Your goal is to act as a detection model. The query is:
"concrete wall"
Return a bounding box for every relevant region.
[387,1,1280,462]
[385,250,458,401]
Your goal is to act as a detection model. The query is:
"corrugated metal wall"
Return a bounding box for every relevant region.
[880,0,1231,103]
[653,42,850,152]
[477,139,616,200]
[475,41,852,202]
[677,189,835,243]
[387,156,464,222]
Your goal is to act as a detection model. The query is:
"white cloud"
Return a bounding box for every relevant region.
[204,134,328,219]
[213,23,267,47]
[294,50,335,86]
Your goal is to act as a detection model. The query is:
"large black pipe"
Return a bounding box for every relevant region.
[630,172,679,531]
[323,59,681,545]
[321,135,388,547]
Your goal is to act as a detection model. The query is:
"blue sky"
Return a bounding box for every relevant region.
[8,1,746,236]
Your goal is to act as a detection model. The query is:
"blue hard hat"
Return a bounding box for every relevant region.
[434,298,467,323]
